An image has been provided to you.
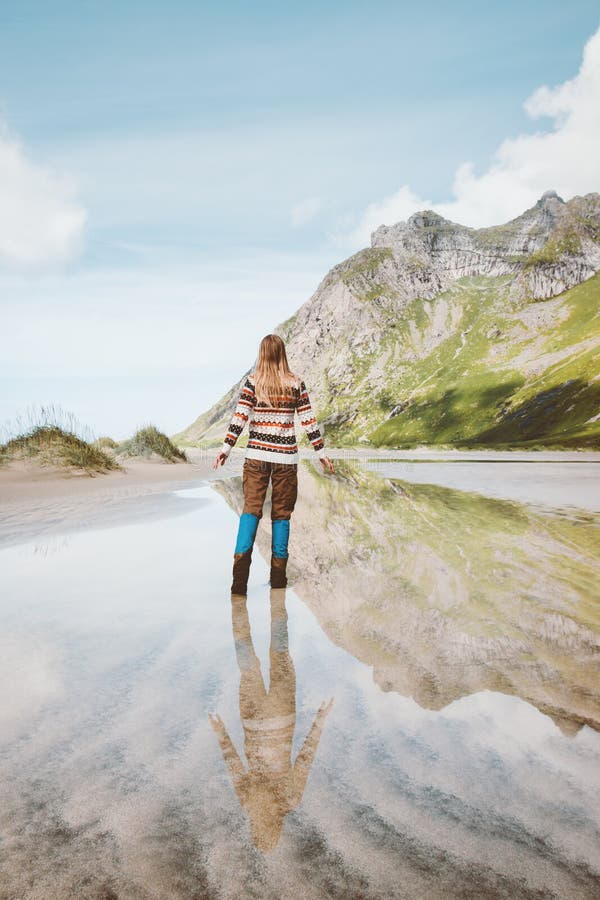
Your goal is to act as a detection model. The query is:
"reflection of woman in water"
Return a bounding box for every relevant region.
[213,333,334,595]
[209,590,333,852]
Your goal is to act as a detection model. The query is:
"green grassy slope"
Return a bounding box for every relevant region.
[324,272,600,449]
[175,269,600,451]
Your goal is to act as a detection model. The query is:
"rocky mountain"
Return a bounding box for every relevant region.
[176,191,600,449]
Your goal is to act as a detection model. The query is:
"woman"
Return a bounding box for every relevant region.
[213,333,334,594]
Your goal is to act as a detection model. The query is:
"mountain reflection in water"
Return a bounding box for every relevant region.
[213,461,600,736]
[209,590,332,852]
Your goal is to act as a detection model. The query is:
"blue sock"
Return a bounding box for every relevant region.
[234,513,259,554]
[271,518,290,558]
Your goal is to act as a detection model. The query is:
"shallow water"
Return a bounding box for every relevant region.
[1,460,600,898]
[363,458,600,511]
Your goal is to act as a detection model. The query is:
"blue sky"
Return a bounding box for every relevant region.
[1,1,599,438]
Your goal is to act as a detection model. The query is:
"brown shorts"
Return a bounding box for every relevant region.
[242,458,298,521]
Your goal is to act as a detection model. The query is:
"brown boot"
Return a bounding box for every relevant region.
[270,555,288,589]
[231,550,252,595]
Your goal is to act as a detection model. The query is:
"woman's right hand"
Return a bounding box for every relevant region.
[213,452,228,469]
[320,456,335,473]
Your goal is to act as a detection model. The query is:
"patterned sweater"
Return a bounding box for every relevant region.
[221,374,326,464]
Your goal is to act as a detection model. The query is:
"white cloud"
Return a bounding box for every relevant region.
[0,119,86,269]
[291,195,322,226]
[350,25,600,244]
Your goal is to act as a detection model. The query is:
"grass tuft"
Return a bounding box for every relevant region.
[118,425,188,462]
[0,405,120,474]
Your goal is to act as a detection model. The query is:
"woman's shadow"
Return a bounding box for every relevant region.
[209,589,333,853]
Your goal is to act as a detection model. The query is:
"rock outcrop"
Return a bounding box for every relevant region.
[371,191,600,300]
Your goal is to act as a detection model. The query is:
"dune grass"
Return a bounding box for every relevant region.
[0,406,120,474]
[118,425,188,462]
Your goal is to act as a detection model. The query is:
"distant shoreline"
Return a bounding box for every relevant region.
[219,446,600,462]
[2,446,599,512]
[2,448,599,548]
[3,444,599,509]
[319,447,600,462]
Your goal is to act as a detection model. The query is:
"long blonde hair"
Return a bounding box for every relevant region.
[252,334,298,406]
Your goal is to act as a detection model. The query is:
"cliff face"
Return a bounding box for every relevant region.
[371,190,600,300]
[176,191,600,448]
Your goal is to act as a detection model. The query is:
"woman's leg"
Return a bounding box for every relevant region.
[231,460,271,594]
[269,464,298,588]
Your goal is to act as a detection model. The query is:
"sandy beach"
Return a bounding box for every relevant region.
[0,453,216,545]
[0,458,203,502]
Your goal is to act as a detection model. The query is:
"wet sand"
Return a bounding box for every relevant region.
[0,454,209,504]
[0,454,214,545]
